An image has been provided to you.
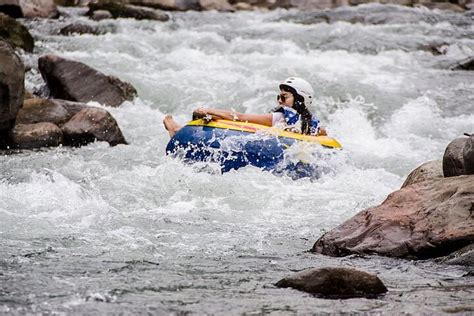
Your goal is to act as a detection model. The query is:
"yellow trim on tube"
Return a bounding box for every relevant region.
[187,119,342,149]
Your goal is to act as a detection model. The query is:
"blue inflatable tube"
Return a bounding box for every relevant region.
[166,119,342,174]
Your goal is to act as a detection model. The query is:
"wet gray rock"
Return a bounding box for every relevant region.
[275,267,387,298]
[450,57,474,71]
[443,137,467,177]
[128,0,200,11]
[16,98,86,126]
[313,176,474,259]
[19,0,59,18]
[463,135,474,175]
[437,244,474,266]
[0,0,22,18]
[0,40,24,132]
[38,55,137,107]
[61,107,127,146]
[271,0,334,10]
[59,23,100,35]
[0,12,34,52]
[401,160,443,189]
[9,122,63,149]
[90,9,112,21]
[87,2,170,21]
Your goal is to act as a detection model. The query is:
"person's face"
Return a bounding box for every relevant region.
[277,89,294,107]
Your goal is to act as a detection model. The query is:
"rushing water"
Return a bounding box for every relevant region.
[1,4,474,314]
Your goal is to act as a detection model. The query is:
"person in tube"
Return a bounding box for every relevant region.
[163,77,327,138]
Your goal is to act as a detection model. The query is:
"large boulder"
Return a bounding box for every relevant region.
[87,2,170,21]
[9,122,63,149]
[0,12,34,52]
[0,40,24,132]
[38,55,137,107]
[16,98,86,126]
[464,135,474,175]
[61,107,127,146]
[275,267,387,298]
[401,160,443,189]
[443,137,467,177]
[19,0,59,18]
[0,0,22,18]
[313,176,474,259]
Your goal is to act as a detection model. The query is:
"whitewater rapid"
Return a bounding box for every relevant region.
[1,4,473,314]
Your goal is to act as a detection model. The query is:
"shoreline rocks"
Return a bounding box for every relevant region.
[38,55,137,107]
[275,267,387,298]
[87,1,170,20]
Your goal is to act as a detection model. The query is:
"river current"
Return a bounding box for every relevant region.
[1,4,474,314]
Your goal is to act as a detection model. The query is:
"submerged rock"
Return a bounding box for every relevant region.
[9,122,63,149]
[38,55,137,107]
[59,23,100,35]
[16,98,86,126]
[87,2,170,21]
[0,40,24,132]
[313,176,474,259]
[0,12,34,52]
[275,267,387,298]
[450,57,474,71]
[61,107,127,146]
[401,160,443,189]
[443,137,467,177]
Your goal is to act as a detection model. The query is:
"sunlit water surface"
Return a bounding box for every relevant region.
[1,4,473,314]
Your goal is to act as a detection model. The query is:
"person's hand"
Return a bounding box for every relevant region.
[192,107,213,123]
[317,127,327,136]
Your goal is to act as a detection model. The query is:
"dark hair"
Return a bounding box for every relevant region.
[281,85,313,135]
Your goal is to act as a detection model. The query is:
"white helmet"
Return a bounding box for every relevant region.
[279,77,314,106]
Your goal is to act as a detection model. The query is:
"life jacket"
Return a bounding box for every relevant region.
[272,106,320,135]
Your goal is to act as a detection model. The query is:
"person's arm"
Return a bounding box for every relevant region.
[193,107,273,126]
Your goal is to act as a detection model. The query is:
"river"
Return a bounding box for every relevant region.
[1,4,473,314]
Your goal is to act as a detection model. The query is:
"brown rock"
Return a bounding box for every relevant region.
[401,160,443,189]
[19,0,59,18]
[38,55,137,107]
[0,12,34,52]
[61,107,127,146]
[313,176,474,259]
[199,0,234,11]
[443,138,467,177]
[0,40,24,132]
[233,2,252,10]
[9,122,63,149]
[87,2,170,21]
[275,267,387,298]
[16,98,86,126]
[0,0,22,18]
[90,9,112,21]
[464,135,474,175]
